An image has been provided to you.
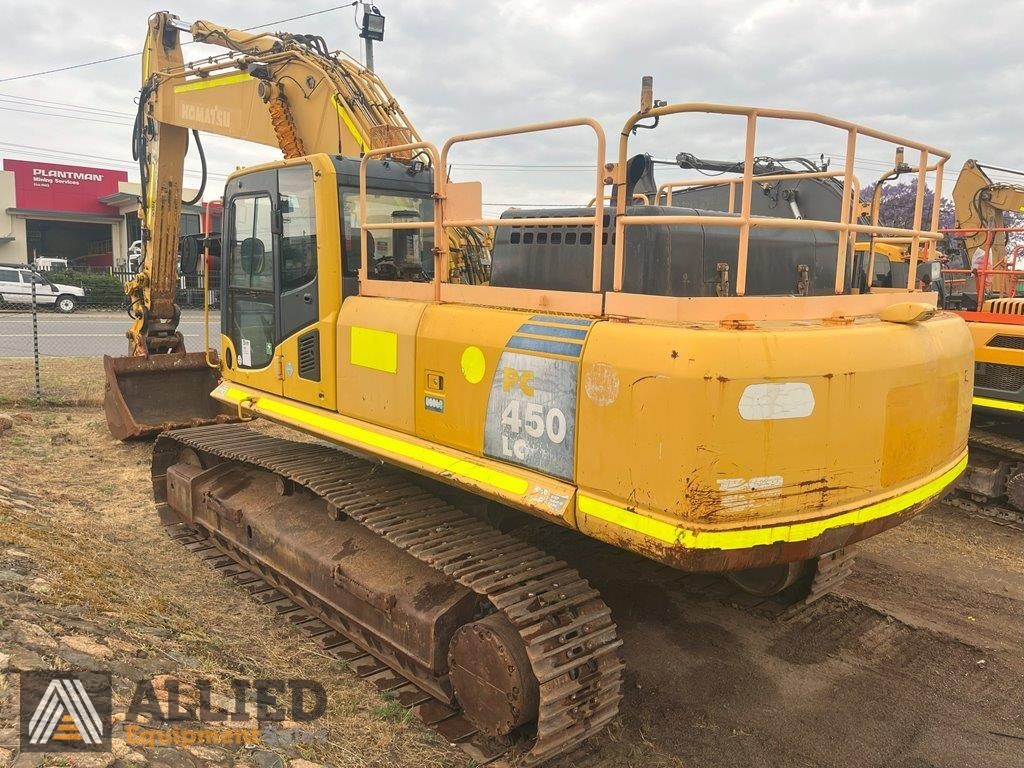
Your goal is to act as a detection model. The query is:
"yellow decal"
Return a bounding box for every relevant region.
[332,96,369,153]
[461,346,486,384]
[579,452,968,551]
[502,368,534,396]
[972,395,1024,413]
[173,72,251,93]
[350,326,398,373]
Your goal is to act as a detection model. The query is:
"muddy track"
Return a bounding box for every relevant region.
[153,424,625,766]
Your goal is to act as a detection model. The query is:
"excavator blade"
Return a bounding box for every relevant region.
[103,352,237,441]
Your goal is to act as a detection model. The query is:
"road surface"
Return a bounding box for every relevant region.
[0,310,219,357]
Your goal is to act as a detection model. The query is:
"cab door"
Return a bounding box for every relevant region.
[276,164,325,407]
[222,169,283,396]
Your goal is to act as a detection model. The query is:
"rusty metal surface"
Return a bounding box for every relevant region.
[449,613,540,737]
[152,423,624,766]
[103,353,237,440]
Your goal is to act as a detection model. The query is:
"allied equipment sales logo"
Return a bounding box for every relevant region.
[20,670,326,753]
[19,672,112,752]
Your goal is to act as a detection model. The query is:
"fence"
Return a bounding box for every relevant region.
[0,269,220,406]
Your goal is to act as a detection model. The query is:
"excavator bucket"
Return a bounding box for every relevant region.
[103,352,237,441]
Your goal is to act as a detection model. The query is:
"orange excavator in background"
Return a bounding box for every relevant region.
[941,159,1024,524]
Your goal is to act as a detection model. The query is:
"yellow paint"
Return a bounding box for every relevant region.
[332,96,369,152]
[579,453,967,550]
[973,395,1024,413]
[350,326,398,373]
[882,376,958,487]
[575,314,973,527]
[338,298,425,434]
[215,384,529,496]
[173,72,251,93]
[413,305,528,457]
[461,346,486,384]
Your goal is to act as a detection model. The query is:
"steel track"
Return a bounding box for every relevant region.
[153,424,624,766]
[948,428,1024,528]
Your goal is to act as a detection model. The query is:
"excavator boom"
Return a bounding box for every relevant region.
[104,11,422,439]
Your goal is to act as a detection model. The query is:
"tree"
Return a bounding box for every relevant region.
[859,179,954,232]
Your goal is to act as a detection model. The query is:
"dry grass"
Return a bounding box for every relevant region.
[0,407,469,767]
[0,357,104,406]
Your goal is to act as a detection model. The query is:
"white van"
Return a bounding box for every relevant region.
[34,257,69,272]
[0,266,85,313]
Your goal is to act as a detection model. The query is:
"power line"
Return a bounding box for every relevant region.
[0,3,359,84]
[0,140,228,179]
[0,105,131,127]
[0,52,139,85]
[0,93,135,119]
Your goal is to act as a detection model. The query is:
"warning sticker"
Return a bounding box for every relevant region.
[240,338,252,367]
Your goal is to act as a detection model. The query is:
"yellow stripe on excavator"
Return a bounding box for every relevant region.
[214,384,530,496]
[579,452,967,551]
[332,96,368,152]
[173,72,252,93]
[972,395,1024,413]
[213,382,967,553]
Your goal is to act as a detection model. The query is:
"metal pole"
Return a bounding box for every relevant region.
[364,37,374,71]
[30,276,41,403]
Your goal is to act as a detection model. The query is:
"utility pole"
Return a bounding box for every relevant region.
[358,3,385,72]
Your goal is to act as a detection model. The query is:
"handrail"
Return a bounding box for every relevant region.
[358,140,442,300]
[440,117,607,292]
[615,103,950,297]
[939,225,1024,304]
[355,101,951,321]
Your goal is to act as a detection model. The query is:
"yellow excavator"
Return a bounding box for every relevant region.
[941,159,1024,523]
[104,12,974,764]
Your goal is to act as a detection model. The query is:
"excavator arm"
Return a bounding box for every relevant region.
[126,11,420,356]
[951,158,1024,273]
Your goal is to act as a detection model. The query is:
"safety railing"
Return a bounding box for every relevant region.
[606,104,948,321]
[357,101,951,322]
[940,226,1024,312]
[358,140,444,301]
[437,118,607,314]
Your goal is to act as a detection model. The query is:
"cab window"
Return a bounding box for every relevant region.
[340,192,434,280]
[872,253,892,287]
[279,166,317,291]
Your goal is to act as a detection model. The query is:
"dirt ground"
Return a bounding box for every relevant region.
[1,404,1022,768]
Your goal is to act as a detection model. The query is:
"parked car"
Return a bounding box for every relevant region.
[0,265,86,312]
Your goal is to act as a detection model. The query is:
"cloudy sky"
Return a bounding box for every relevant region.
[1,0,1021,213]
